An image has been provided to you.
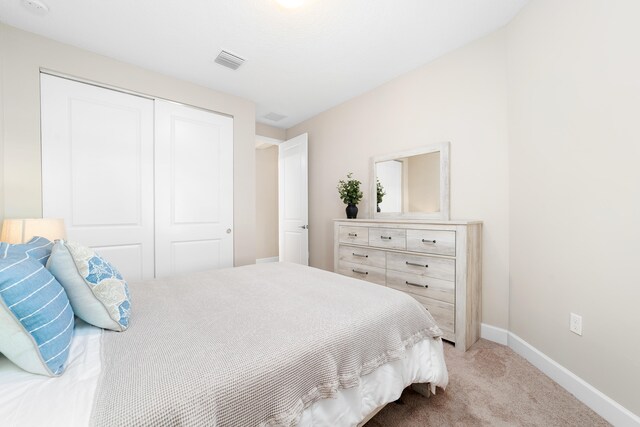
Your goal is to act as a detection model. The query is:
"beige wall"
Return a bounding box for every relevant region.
[0,23,256,266]
[507,0,640,415]
[287,30,510,329]
[256,122,286,141]
[255,145,279,259]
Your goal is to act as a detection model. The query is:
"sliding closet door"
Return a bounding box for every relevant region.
[154,101,234,278]
[41,74,155,281]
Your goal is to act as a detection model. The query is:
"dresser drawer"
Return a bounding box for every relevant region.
[368,228,406,250]
[337,261,386,286]
[411,294,455,342]
[386,252,455,282]
[338,245,386,268]
[339,226,369,245]
[386,270,454,304]
[406,229,456,256]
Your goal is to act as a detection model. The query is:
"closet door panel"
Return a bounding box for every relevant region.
[154,101,234,278]
[70,100,142,226]
[171,240,221,276]
[172,117,221,224]
[91,244,145,281]
[41,74,155,282]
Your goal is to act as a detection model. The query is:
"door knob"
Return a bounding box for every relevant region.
[300,225,308,229]
[226,228,232,234]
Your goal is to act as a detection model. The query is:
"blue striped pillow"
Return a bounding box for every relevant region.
[0,236,54,266]
[0,253,75,376]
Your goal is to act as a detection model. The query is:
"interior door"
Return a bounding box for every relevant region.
[279,133,309,265]
[154,100,234,277]
[41,73,155,281]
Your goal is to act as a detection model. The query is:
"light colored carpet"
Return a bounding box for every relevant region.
[368,339,609,426]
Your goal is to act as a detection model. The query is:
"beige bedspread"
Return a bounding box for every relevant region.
[90,262,442,427]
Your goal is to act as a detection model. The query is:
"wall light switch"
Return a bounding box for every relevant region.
[570,313,582,336]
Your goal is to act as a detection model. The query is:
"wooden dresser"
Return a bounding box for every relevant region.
[333,219,482,351]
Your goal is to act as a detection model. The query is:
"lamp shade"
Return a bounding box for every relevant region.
[0,218,67,244]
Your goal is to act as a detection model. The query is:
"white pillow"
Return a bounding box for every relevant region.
[47,240,130,332]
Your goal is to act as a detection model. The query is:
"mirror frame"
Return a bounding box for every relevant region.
[370,141,450,220]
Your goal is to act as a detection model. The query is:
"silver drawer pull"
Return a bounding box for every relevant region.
[352,253,369,258]
[380,236,392,240]
[406,261,428,268]
[422,239,436,244]
[352,269,368,275]
[348,233,358,237]
[406,281,428,288]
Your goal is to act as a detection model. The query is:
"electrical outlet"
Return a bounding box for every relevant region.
[570,313,582,336]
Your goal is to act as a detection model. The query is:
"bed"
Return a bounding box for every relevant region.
[0,262,448,426]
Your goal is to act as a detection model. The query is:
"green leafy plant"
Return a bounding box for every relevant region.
[376,179,386,204]
[337,172,363,205]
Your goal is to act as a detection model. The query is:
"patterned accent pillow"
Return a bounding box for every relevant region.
[0,253,75,376]
[47,241,130,331]
[0,236,55,266]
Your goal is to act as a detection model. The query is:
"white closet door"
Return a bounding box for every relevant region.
[41,74,155,281]
[154,100,234,278]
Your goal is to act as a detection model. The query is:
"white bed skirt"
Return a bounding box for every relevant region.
[0,320,448,427]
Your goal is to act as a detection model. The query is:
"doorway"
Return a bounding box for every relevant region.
[255,133,308,265]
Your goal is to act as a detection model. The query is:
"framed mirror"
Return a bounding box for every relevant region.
[370,142,450,220]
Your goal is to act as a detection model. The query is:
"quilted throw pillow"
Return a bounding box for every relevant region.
[0,253,75,376]
[47,241,130,332]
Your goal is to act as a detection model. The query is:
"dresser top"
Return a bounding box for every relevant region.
[333,218,482,225]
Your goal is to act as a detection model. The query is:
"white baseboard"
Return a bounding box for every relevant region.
[256,257,279,264]
[480,323,508,345]
[481,323,640,426]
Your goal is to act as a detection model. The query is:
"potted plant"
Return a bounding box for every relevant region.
[337,172,363,219]
[376,179,386,212]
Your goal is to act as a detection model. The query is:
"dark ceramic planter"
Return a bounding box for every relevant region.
[346,204,358,219]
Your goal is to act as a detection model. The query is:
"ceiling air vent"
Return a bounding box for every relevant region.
[22,0,49,14]
[263,112,287,122]
[215,50,245,70]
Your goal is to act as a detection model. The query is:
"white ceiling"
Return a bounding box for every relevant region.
[0,0,528,129]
